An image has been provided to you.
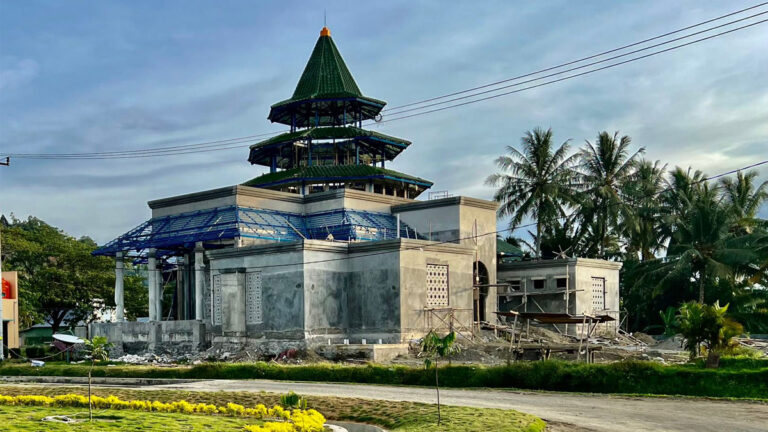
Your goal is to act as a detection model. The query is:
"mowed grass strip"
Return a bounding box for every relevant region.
[0,385,546,432]
[0,404,263,431]
[2,359,767,398]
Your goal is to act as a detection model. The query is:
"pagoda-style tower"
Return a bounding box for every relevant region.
[244,27,432,199]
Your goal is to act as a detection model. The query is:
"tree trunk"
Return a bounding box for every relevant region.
[88,363,93,421]
[698,273,705,304]
[536,215,542,261]
[706,349,720,369]
[435,359,441,426]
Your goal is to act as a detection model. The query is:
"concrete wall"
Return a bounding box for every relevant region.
[91,320,206,356]
[397,240,475,341]
[497,258,622,336]
[207,243,307,341]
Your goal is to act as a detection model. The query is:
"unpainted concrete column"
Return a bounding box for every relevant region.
[194,242,205,321]
[114,252,125,321]
[147,250,157,321]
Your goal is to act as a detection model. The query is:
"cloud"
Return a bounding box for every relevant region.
[0,57,39,91]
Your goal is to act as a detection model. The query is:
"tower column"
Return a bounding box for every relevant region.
[114,252,125,321]
[147,250,157,321]
[195,242,205,321]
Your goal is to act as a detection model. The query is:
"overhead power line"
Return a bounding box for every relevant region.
[381,10,768,117]
[199,159,768,269]
[1,4,766,160]
[381,1,768,113]
[376,18,768,124]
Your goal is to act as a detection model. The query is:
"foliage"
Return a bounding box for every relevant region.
[419,330,459,425]
[83,336,114,420]
[486,127,580,258]
[576,131,645,258]
[3,358,766,399]
[0,386,546,432]
[0,217,146,331]
[677,301,743,368]
[0,393,326,432]
[279,391,308,410]
[489,127,768,333]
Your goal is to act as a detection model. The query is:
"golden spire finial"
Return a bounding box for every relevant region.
[320,26,331,37]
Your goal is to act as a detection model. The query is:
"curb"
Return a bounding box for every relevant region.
[0,376,199,386]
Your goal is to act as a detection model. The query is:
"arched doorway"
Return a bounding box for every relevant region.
[473,261,489,323]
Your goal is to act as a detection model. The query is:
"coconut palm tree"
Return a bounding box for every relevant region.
[621,159,667,261]
[486,127,580,258]
[651,192,759,303]
[577,131,644,258]
[720,170,768,234]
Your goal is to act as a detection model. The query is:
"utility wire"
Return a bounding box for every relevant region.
[381,10,768,117]
[1,4,766,160]
[199,159,768,269]
[377,18,768,124]
[382,1,768,113]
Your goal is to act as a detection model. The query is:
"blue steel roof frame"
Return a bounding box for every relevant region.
[93,206,425,258]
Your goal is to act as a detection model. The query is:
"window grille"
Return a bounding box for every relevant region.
[426,264,449,307]
[212,274,223,325]
[591,277,606,310]
[246,271,263,324]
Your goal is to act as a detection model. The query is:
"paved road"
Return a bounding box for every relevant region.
[117,379,766,432]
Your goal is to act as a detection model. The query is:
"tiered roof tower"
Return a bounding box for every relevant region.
[243,27,432,198]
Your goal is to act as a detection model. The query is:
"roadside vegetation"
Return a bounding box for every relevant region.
[1,358,766,399]
[0,386,546,432]
[488,128,768,334]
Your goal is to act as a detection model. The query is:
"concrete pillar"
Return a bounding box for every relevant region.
[147,250,157,321]
[194,242,205,321]
[114,252,125,321]
[155,267,163,321]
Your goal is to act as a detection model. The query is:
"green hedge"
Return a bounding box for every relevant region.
[1,360,766,399]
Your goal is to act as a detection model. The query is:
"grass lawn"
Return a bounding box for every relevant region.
[0,385,546,432]
[0,404,262,431]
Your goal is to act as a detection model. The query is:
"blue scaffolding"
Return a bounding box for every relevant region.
[93,205,423,258]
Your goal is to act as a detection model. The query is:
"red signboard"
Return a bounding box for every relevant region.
[2,273,16,300]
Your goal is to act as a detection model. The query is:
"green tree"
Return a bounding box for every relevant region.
[653,192,760,303]
[720,170,768,234]
[677,301,742,368]
[0,216,145,331]
[486,127,580,258]
[419,331,459,426]
[83,336,113,421]
[621,159,668,261]
[577,131,644,258]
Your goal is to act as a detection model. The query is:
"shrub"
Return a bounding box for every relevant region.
[0,393,326,430]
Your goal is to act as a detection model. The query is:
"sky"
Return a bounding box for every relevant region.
[1,0,767,243]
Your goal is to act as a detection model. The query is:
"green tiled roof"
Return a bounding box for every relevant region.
[292,32,363,101]
[243,165,433,188]
[250,127,410,150]
[497,239,524,257]
[268,29,386,126]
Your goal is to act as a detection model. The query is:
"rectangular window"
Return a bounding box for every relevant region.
[245,271,263,325]
[556,277,567,289]
[426,264,449,307]
[509,280,522,291]
[533,278,545,290]
[591,277,606,310]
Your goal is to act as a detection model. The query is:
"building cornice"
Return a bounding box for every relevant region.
[148,186,238,209]
[392,196,498,212]
[349,238,475,255]
[149,185,413,210]
[206,239,349,260]
[498,257,623,271]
